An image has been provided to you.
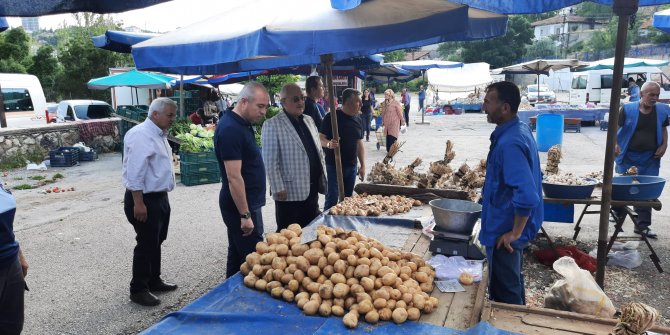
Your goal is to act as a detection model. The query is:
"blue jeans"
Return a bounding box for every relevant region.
[361,113,372,139]
[487,246,525,305]
[324,164,357,210]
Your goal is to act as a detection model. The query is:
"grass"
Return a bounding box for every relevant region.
[13,177,23,181]
[0,148,48,170]
[52,173,64,180]
[13,184,34,190]
[28,175,46,181]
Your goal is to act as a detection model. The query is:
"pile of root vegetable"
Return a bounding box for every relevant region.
[241,224,438,328]
[328,194,422,216]
[544,145,604,185]
[367,140,485,201]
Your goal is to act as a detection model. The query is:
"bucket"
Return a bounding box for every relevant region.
[536,113,563,152]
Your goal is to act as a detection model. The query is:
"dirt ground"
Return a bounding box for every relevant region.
[3,108,670,333]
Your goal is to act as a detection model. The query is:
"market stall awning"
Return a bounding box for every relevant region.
[132,0,508,75]
[0,0,173,16]
[365,64,418,83]
[92,30,159,53]
[653,9,670,33]
[579,57,670,71]
[390,60,463,72]
[427,63,492,92]
[87,69,174,90]
[0,17,8,32]
[493,59,587,76]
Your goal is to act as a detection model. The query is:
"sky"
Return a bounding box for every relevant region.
[5,0,247,33]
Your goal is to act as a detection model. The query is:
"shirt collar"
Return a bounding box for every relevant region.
[285,110,303,123]
[145,118,169,137]
[229,110,251,126]
[491,116,520,142]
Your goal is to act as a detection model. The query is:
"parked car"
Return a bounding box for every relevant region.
[526,85,556,104]
[56,100,114,122]
[45,102,58,123]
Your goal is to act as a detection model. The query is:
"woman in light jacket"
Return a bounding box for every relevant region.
[381,89,405,152]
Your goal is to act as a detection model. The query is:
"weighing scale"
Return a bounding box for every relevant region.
[429,227,485,260]
[428,199,486,260]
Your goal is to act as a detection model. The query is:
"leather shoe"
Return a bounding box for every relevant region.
[149,280,178,292]
[130,291,160,306]
[634,227,658,239]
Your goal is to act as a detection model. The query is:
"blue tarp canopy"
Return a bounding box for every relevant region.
[92,30,159,53]
[132,0,507,75]
[0,17,8,32]
[390,60,463,72]
[87,69,174,90]
[450,0,670,14]
[653,9,670,33]
[365,64,418,83]
[0,0,172,16]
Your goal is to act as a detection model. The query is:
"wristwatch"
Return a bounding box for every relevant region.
[240,211,251,219]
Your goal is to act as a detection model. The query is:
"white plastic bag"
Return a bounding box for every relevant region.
[544,256,616,317]
[26,161,47,171]
[427,255,483,282]
[588,244,642,269]
[400,125,407,134]
[370,118,377,130]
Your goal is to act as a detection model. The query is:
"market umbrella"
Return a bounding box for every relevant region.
[653,9,670,33]
[132,0,507,203]
[87,69,174,104]
[494,59,588,102]
[365,64,416,84]
[0,0,173,16]
[450,0,669,288]
[579,57,670,70]
[92,30,159,53]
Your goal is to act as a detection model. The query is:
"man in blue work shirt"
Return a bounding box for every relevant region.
[480,81,543,305]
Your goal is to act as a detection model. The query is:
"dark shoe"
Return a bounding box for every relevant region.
[634,227,658,239]
[149,280,178,292]
[130,291,160,306]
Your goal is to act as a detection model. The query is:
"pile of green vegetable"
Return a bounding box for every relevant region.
[175,124,215,153]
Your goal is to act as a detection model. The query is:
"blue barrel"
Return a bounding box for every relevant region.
[536,114,563,152]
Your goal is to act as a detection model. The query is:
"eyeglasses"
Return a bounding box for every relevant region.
[291,96,306,103]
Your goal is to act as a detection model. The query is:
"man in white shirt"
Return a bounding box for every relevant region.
[122,97,178,306]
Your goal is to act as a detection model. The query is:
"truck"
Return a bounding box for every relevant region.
[0,73,48,119]
[569,67,670,105]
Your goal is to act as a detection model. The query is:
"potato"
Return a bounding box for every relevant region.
[346,277,359,286]
[373,289,390,301]
[291,244,309,257]
[333,283,350,298]
[272,257,287,270]
[407,307,421,321]
[396,300,407,309]
[296,256,310,272]
[306,282,320,294]
[252,264,264,277]
[260,252,277,265]
[293,269,305,283]
[254,279,267,291]
[331,305,345,317]
[392,307,408,324]
[289,237,301,246]
[281,228,297,239]
[310,293,322,304]
[423,300,435,313]
[330,273,346,285]
[297,297,309,309]
[304,248,325,265]
[246,252,261,267]
[345,266,355,279]
[373,298,387,309]
[369,247,383,259]
[347,254,358,266]
[333,259,347,274]
[356,292,372,304]
[286,263,297,274]
[267,281,282,292]
[354,264,370,278]
[458,272,474,286]
[271,286,284,298]
[356,247,370,258]
[414,272,429,283]
[386,299,396,310]
[302,300,320,315]
[419,282,433,293]
[390,289,402,300]
[382,273,398,286]
[319,283,334,299]
[344,297,356,309]
[317,256,328,270]
[266,233,281,245]
[374,278,383,290]
[357,257,371,266]
[255,242,270,254]
[240,262,251,276]
[319,300,332,316]
[287,223,302,235]
[402,292,413,304]
[316,274,327,284]
[377,266,394,277]
[360,277,374,292]
[327,252,340,265]
[275,244,289,257]
[343,310,359,328]
[295,291,309,302]
[406,261,418,272]
[365,310,379,324]
[272,269,284,282]
[307,266,321,280]
[287,279,300,293]
[322,264,334,278]
[379,308,393,321]
[243,275,257,288]
[336,240,349,251]
[309,241,322,250]
[280,273,293,285]
[333,298,344,307]
[340,249,355,258]
[318,234,331,245]
[413,294,426,309]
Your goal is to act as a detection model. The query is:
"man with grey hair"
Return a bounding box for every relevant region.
[122,97,178,306]
[262,83,326,230]
[615,81,669,239]
[215,82,270,278]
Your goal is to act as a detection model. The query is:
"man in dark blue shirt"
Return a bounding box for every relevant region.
[304,76,325,130]
[480,81,543,305]
[215,82,269,278]
[320,88,366,210]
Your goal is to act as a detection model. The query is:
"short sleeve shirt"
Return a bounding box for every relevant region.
[320,109,363,167]
[215,111,266,212]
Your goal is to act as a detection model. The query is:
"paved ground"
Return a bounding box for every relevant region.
[6,104,670,334]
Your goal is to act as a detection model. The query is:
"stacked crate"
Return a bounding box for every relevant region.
[49,147,79,167]
[179,151,220,186]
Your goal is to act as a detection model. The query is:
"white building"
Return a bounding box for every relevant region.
[531,15,605,47]
[20,17,39,32]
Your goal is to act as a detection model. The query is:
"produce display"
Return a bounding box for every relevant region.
[367,140,486,201]
[175,124,214,152]
[240,225,438,328]
[328,194,422,216]
[545,144,561,175]
[544,173,596,186]
[543,146,599,186]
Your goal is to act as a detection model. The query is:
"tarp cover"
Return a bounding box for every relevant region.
[427,63,492,92]
[141,274,519,335]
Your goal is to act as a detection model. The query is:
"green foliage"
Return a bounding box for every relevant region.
[382,50,406,62]
[573,3,612,18]
[649,28,670,44]
[0,28,33,73]
[174,124,215,153]
[28,45,63,101]
[437,42,461,60]
[525,38,557,59]
[52,173,64,180]
[28,175,46,181]
[254,75,301,103]
[459,16,534,68]
[255,106,282,146]
[13,184,34,190]
[169,117,192,137]
[585,16,639,53]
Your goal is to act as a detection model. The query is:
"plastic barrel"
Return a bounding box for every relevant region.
[536,114,563,152]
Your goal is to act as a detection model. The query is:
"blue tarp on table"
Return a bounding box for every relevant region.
[518,108,608,124]
[141,274,519,335]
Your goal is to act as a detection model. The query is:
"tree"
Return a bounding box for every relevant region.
[585,16,640,53]
[382,50,406,62]
[573,3,612,18]
[28,45,62,101]
[254,74,301,104]
[459,16,534,68]
[0,28,33,73]
[524,38,558,59]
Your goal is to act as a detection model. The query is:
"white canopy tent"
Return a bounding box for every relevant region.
[426,62,492,103]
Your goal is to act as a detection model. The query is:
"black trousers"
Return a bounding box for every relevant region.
[124,190,171,293]
[0,257,24,335]
[220,208,264,278]
[386,135,397,152]
[275,184,320,231]
[403,105,410,125]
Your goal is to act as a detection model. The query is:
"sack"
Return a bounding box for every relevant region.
[544,256,616,317]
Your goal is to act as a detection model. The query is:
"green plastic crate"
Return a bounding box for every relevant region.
[179,151,216,163]
[181,170,220,186]
[180,161,220,175]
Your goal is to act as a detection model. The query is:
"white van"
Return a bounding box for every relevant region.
[570,67,670,105]
[0,73,48,118]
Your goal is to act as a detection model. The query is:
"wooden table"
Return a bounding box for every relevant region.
[400,230,489,329]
